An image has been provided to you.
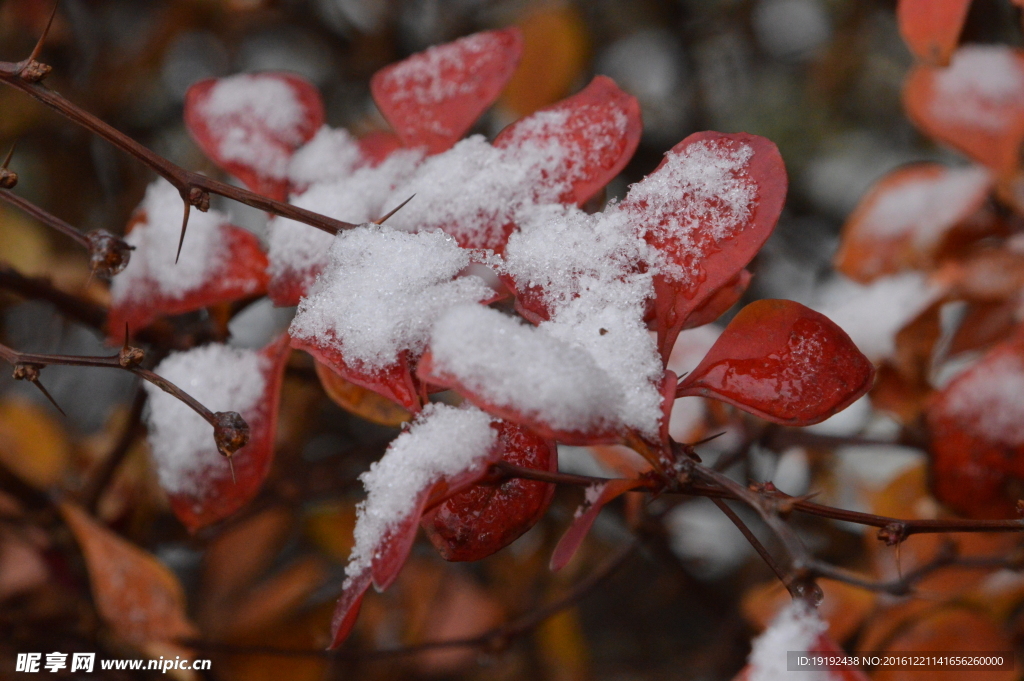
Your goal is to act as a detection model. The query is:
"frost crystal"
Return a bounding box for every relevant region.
[111,180,227,303]
[345,404,496,582]
[144,344,268,495]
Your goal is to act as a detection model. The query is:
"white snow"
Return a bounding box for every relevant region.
[287,126,363,189]
[200,73,308,180]
[429,305,626,434]
[932,46,1024,131]
[289,226,492,371]
[940,350,1024,445]
[267,149,423,282]
[379,31,495,107]
[626,138,758,286]
[144,344,269,495]
[747,601,830,681]
[813,272,943,360]
[345,404,495,582]
[856,165,991,250]
[111,179,228,303]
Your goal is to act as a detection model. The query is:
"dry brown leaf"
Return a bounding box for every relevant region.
[218,556,329,638]
[315,359,411,427]
[0,398,70,488]
[0,527,48,600]
[59,502,197,645]
[536,607,590,681]
[303,500,356,562]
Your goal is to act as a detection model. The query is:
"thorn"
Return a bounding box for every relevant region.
[176,199,190,264]
[227,456,236,485]
[27,2,59,65]
[374,194,415,225]
[122,322,129,352]
[690,431,726,447]
[1,143,15,170]
[31,378,65,417]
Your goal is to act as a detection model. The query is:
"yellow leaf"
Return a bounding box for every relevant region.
[59,502,198,645]
[536,607,590,681]
[500,6,590,117]
[314,359,411,427]
[0,398,70,488]
[303,500,356,562]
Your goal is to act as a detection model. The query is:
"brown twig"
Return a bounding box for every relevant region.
[81,387,147,513]
[0,263,107,331]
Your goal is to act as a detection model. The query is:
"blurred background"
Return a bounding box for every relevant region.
[1,0,1023,679]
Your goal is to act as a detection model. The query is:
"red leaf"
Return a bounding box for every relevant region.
[904,46,1024,176]
[834,163,993,282]
[267,266,313,307]
[184,72,325,200]
[926,330,1024,518]
[371,28,523,154]
[291,334,422,414]
[550,478,647,572]
[676,300,875,426]
[329,569,371,649]
[897,0,972,66]
[357,130,405,167]
[623,131,787,360]
[682,269,751,331]
[108,221,269,340]
[422,422,557,561]
[493,75,642,205]
[167,335,291,532]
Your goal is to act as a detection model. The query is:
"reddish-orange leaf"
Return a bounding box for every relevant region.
[292,335,422,414]
[184,72,325,201]
[682,269,751,330]
[835,163,993,282]
[59,502,198,644]
[926,329,1024,518]
[623,131,787,361]
[493,75,642,206]
[676,300,875,426]
[108,223,269,339]
[314,359,412,427]
[357,130,405,167]
[422,422,556,561]
[550,478,647,572]
[897,0,972,66]
[166,335,291,532]
[904,46,1024,176]
[371,28,523,155]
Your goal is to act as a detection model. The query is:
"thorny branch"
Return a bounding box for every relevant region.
[0,340,249,464]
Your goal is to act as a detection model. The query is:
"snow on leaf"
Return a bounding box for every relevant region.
[371,28,523,154]
[286,126,363,192]
[835,163,993,282]
[108,180,268,338]
[185,72,324,200]
[676,300,875,426]
[143,336,290,532]
[421,303,663,444]
[59,502,198,645]
[623,131,787,360]
[927,330,1024,518]
[897,0,972,66]
[493,75,642,206]
[330,404,499,648]
[422,421,557,562]
[904,46,1024,175]
[266,150,423,306]
[288,226,492,411]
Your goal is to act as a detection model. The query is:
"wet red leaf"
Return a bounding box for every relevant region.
[927,330,1024,518]
[371,28,523,155]
[421,422,557,561]
[682,269,751,330]
[185,72,325,201]
[904,46,1024,176]
[676,300,875,426]
[493,75,642,206]
[624,131,787,361]
[291,334,422,414]
[897,0,972,66]
[167,335,291,532]
[107,222,269,340]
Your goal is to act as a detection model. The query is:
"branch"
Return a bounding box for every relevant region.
[0,62,357,248]
[81,387,147,513]
[0,263,107,331]
[0,341,249,462]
